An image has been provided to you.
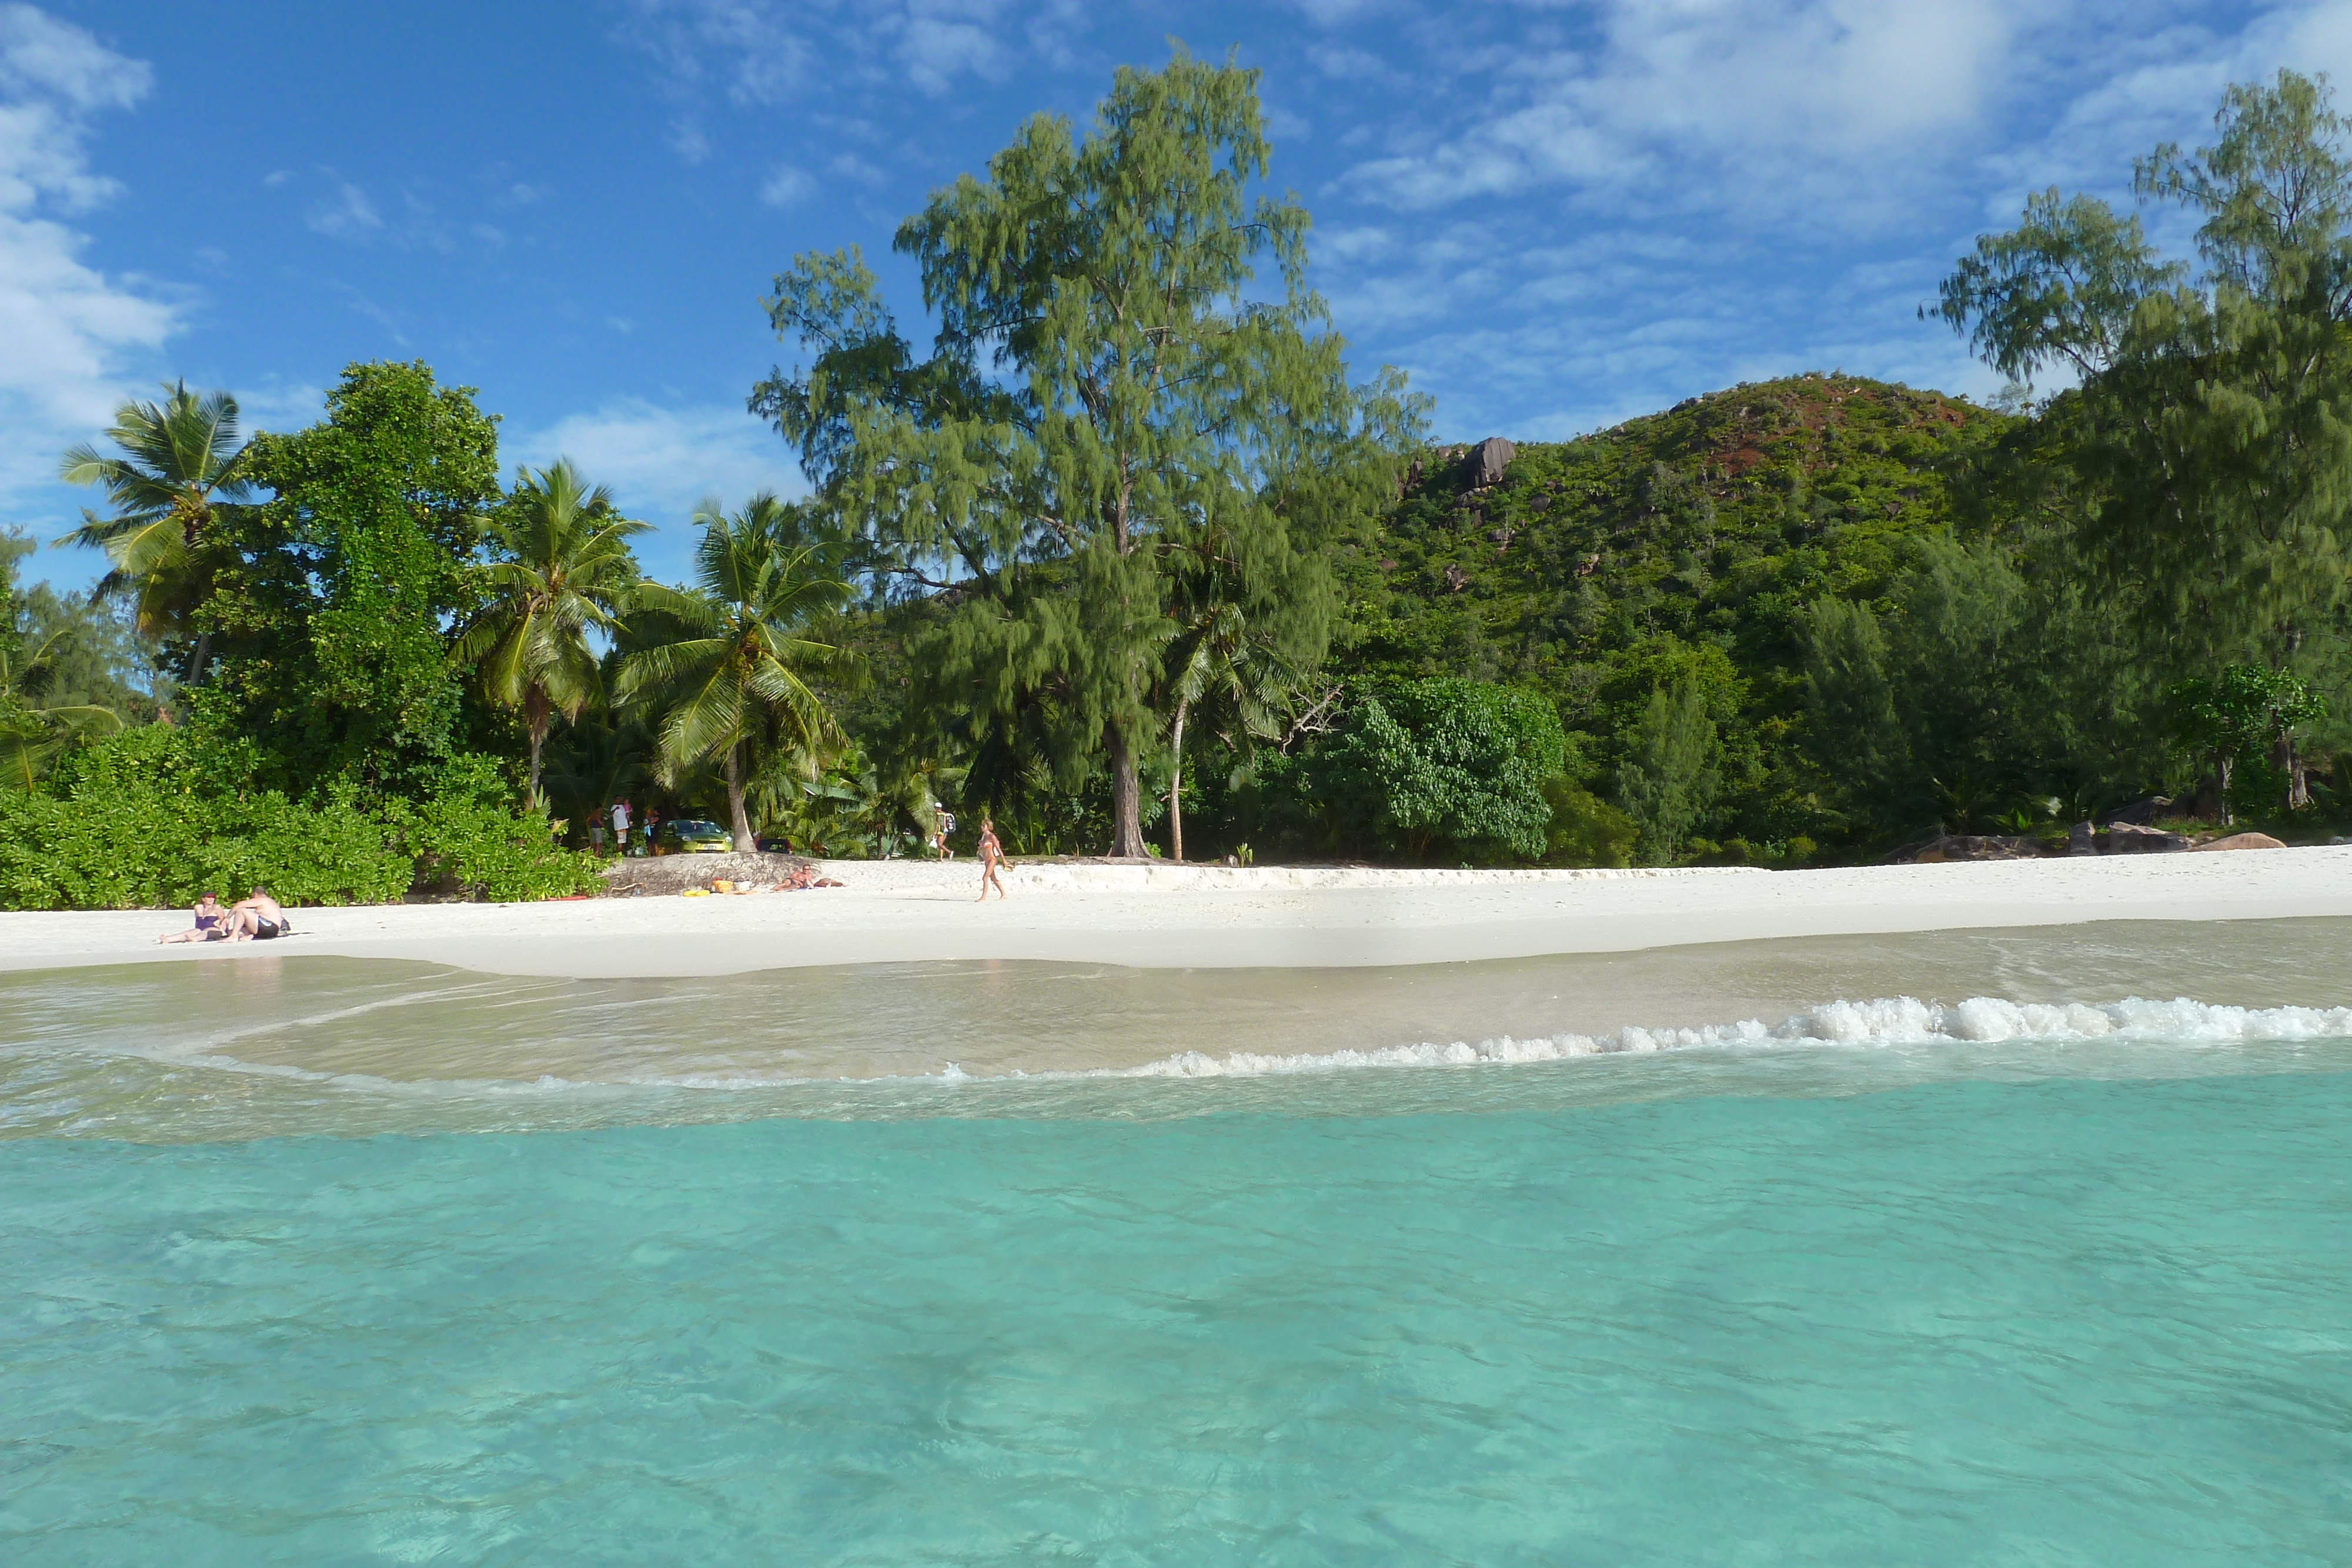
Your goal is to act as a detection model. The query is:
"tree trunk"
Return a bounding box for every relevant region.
[2280,733,2310,811]
[726,744,754,851]
[1107,725,1148,858]
[1167,698,1188,862]
[527,718,547,815]
[182,631,211,688]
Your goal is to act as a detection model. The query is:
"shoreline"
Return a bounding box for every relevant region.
[3,848,2349,979]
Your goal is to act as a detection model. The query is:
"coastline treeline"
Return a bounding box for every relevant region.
[5,61,2351,906]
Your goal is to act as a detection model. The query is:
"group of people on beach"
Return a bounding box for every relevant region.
[157,887,290,945]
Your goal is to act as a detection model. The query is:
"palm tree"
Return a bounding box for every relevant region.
[56,382,250,686]
[450,460,649,811]
[1,629,124,790]
[617,494,858,851]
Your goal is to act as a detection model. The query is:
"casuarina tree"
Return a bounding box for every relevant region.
[752,49,1421,857]
[1933,71,2352,680]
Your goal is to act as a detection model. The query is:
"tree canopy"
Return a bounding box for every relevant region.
[753,49,1422,856]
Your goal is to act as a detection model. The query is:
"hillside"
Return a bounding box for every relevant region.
[1331,373,2013,851]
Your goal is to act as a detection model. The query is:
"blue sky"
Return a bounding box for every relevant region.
[5,1,2347,589]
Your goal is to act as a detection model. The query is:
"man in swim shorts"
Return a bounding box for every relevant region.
[610,798,632,854]
[229,885,290,940]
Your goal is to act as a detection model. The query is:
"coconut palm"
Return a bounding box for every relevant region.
[0,629,124,790]
[56,382,251,686]
[450,460,649,811]
[617,494,858,851]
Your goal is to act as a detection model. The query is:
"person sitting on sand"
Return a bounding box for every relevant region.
[228,885,291,941]
[777,863,847,891]
[158,892,233,944]
[975,816,1006,901]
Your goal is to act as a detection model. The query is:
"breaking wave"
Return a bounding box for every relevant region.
[1105,996,2352,1080]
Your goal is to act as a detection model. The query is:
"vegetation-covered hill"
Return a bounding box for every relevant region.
[1329,374,2014,853]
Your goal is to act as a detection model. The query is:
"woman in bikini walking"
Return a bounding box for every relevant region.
[975,816,1007,901]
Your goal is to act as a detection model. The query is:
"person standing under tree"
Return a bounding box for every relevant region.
[610,798,632,855]
[975,816,1006,901]
[933,804,956,861]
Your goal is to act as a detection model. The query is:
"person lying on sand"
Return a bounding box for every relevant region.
[227,885,292,940]
[774,864,846,891]
[158,892,234,943]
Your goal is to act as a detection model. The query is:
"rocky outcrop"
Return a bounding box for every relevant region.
[2067,820,2098,857]
[2103,822,2192,853]
[2193,831,2287,851]
[1465,436,1515,489]
[2102,795,2174,826]
[600,851,810,897]
[1884,834,2044,864]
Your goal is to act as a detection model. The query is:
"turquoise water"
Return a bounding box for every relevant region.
[6,935,2352,1563]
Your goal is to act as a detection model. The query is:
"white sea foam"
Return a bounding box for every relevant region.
[1104,996,2352,1080]
[58,994,2352,1098]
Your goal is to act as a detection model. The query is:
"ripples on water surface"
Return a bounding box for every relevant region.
[5,919,2351,1563]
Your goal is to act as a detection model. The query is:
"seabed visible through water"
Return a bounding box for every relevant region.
[4,919,2350,1563]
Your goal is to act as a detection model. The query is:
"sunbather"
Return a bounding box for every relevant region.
[158,892,232,944]
[228,885,291,940]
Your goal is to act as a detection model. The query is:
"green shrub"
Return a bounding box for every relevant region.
[385,755,603,902]
[1544,782,1637,867]
[1259,677,1568,862]
[0,727,410,909]
[0,727,599,910]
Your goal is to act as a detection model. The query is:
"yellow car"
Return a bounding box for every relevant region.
[652,819,732,854]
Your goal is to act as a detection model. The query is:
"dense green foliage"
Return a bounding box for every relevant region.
[1251,677,1565,860]
[0,727,599,911]
[8,363,613,906]
[1932,69,2352,817]
[19,65,2352,896]
[198,361,503,793]
[755,52,1421,857]
[1321,373,2017,855]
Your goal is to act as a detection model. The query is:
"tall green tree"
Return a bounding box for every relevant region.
[196,362,502,791]
[56,381,251,686]
[753,51,1422,857]
[1616,680,1720,862]
[2167,663,2327,815]
[451,460,648,810]
[618,496,858,851]
[1935,71,2352,683]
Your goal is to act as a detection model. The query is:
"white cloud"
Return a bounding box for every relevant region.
[1343,0,2032,219]
[617,0,1074,159]
[505,400,807,574]
[0,4,175,522]
[305,178,381,239]
[826,151,888,185]
[760,162,814,206]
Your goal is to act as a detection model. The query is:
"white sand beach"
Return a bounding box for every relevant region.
[6,847,2350,978]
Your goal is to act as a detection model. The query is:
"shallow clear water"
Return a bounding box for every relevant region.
[5,921,2352,1563]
